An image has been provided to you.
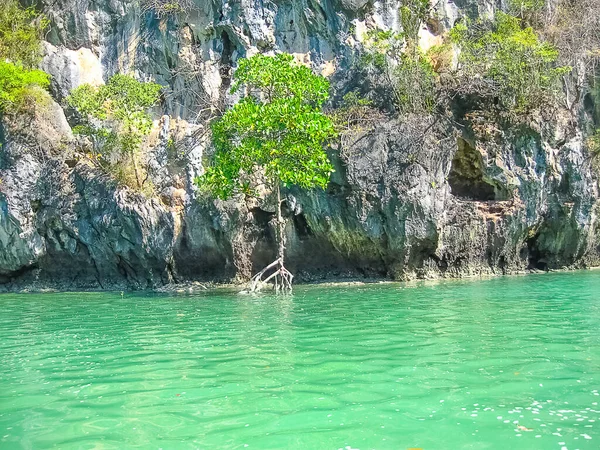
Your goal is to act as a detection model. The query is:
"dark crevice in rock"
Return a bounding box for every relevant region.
[497,255,507,273]
[248,207,278,273]
[166,261,178,283]
[312,0,329,22]
[0,263,39,284]
[91,257,106,290]
[584,93,598,126]
[429,252,449,273]
[449,138,508,201]
[526,232,548,271]
[251,207,275,239]
[219,31,233,90]
[293,213,313,241]
[558,172,571,195]
[174,232,232,280]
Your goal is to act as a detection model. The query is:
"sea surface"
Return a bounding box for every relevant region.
[1,271,600,449]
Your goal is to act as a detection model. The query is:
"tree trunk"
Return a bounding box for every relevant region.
[245,182,293,293]
[131,152,142,189]
[276,183,285,264]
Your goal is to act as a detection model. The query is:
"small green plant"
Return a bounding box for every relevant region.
[426,43,453,73]
[450,12,571,113]
[361,31,437,115]
[0,62,49,112]
[0,0,49,68]
[197,53,336,292]
[0,0,50,114]
[394,53,436,114]
[67,74,162,191]
[399,0,431,50]
[361,29,404,71]
[588,128,600,156]
[507,0,545,25]
[140,0,195,17]
[360,3,437,116]
[331,92,382,131]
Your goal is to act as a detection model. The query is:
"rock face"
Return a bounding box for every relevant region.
[1,0,599,290]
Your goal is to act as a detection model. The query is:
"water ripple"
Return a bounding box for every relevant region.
[1,272,600,448]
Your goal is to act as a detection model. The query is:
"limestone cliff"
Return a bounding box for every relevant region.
[1,0,599,290]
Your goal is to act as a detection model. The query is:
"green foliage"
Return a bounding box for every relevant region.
[198,53,336,200]
[507,0,545,24]
[331,91,381,132]
[508,0,544,13]
[68,74,161,155]
[361,29,404,71]
[393,53,436,114]
[140,0,195,17]
[340,92,373,109]
[361,29,437,114]
[450,12,571,112]
[360,0,436,115]
[588,129,600,156]
[399,0,430,49]
[231,53,330,107]
[587,128,600,175]
[0,0,48,69]
[0,0,50,113]
[426,43,453,73]
[67,74,162,190]
[0,61,49,112]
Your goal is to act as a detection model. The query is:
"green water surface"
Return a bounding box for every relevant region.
[1,272,600,449]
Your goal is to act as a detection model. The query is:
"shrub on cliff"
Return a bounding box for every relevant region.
[360,30,437,115]
[67,74,162,192]
[358,0,437,116]
[588,128,600,155]
[450,12,571,113]
[542,0,600,110]
[196,53,336,292]
[140,0,195,17]
[0,0,50,114]
[0,0,48,68]
[330,92,384,133]
[0,62,49,113]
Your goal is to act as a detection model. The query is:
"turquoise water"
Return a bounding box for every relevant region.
[1,272,600,449]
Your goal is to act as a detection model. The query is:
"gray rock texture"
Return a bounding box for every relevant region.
[1,0,599,290]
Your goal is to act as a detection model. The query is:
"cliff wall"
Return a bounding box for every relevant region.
[1,0,599,290]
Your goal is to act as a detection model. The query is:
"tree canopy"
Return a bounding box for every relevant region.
[67,74,162,190]
[198,53,336,200]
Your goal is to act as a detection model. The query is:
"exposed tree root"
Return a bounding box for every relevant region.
[248,258,293,293]
[240,184,293,294]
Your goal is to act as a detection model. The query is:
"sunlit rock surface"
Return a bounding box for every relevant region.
[0,0,599,289]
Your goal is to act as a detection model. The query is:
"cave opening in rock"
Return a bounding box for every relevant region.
[448,138,503,201]
[525,232,548,271]
[584,91,600,126]
[220,31,232,65]
[293,213,313,241]
[219,31,234,89]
